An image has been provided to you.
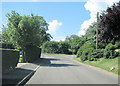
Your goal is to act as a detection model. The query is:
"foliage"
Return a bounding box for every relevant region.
[84,22,97,43]
[4,11,52,48]
[77,41,119,61]
[103,43,119,59]
[42,41,70,54]
[76,42,96,61]
[98,42,106,49]
[2,10,52,62]
[19,57,23,63]
[42,41,59,54]
[88,49,104,61]
[99,1,120,42]
[114,41,120,49]
[75,2,120,63]
[58,41,71,54]
[65,35,85,54]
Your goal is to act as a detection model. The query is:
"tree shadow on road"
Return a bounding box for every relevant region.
[2,67,35,86]
[38,58,79,67]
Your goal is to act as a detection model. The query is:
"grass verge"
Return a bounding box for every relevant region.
[74,56,119,75]
[19,55,23,62]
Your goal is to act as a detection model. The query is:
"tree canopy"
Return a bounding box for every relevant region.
[2,10,52,48]
[99,1,120,42]
[2,10,52,61]
[65,35,85,54]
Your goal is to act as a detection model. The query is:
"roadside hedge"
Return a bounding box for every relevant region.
[77,42,119,61]
[42,41,71,54]
[1,49,19,73]
[103,43,119,59]
[0,43,15,49]
[24,45,41,62]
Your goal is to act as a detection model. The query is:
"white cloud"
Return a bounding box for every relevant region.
[51,36,65,42]
[48,20,62,34]
[78,0,119,36]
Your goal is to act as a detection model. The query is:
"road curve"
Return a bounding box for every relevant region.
[26,54,118,84]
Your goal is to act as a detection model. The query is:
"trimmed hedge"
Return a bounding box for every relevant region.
[1,49,19,72]
[0,43,15,49]
[24,45,41,62]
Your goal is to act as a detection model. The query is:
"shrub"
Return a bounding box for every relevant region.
[98,42,106,49]
[76,42,95,61]
[103,50,119,59]
[103,43,119,59]
[87,49,104,61]
[104,43,116,51]
[115,41,120,49]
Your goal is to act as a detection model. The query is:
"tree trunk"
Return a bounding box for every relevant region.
[22,46,26,62]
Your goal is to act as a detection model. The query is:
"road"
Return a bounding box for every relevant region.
[26,54,118,84]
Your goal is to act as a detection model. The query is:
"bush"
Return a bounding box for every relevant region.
[77,42,95,61]
[77,41,106,61]
[115,41,120,49]
[88,49,104,61]
[98,42,106,49]
[104,43,116,51]
[103,50,119,59]
[103,43,119,59]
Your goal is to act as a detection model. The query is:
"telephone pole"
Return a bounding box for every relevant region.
[96,12,99,50]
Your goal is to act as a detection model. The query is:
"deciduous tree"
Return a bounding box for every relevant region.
[3,10,52,61]
[99,1,120,42]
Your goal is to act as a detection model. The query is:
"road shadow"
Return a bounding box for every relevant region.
[2,68,35,86]
[38,58,79,67]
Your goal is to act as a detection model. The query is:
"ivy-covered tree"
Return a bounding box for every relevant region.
[99,1,120,42]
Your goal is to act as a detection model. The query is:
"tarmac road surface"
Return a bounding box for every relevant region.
[26,54,118,84]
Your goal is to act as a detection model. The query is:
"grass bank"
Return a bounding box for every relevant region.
[74,56,119,75]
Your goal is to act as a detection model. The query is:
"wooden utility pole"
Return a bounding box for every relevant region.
[96,12,99,50]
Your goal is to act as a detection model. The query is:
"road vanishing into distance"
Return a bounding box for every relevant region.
[26,54,118,84]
